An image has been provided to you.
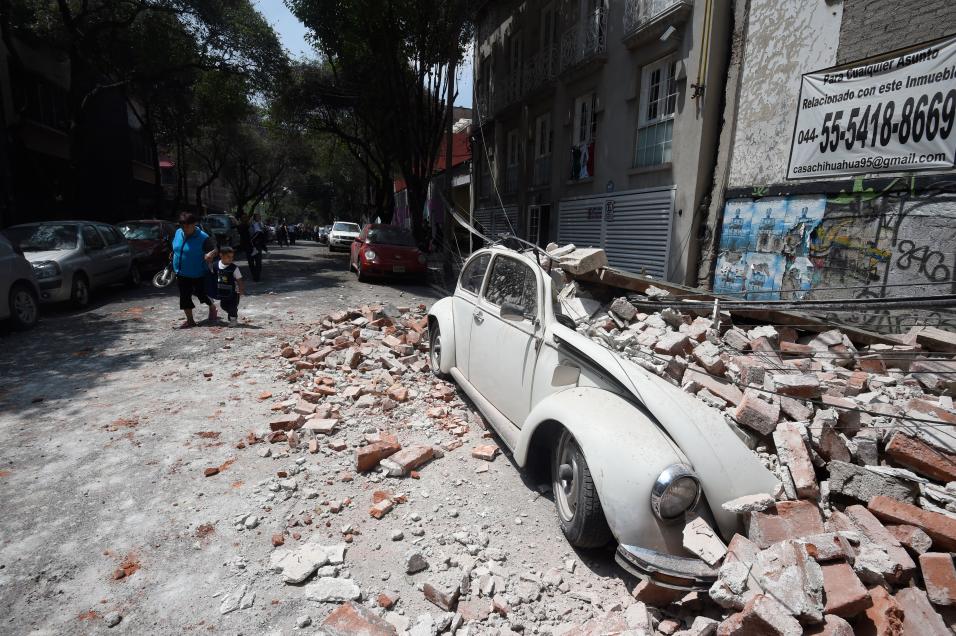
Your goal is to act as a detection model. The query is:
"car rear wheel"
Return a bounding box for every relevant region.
[71,274,90,308]
[356,259,367,282]
[9,283,39,330]
[127,263,141,287]
[552,429,612,548]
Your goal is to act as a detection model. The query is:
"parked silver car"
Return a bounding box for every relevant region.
[2,221,138,308]
[0,234,40,329]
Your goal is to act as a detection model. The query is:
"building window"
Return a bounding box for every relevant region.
[570,92,596,180]
[532,113,552,187]
[505,129,520,194]
[635,57,678,168]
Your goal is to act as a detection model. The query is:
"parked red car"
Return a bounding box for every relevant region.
[117,220,176,275]
[350,224,427,282]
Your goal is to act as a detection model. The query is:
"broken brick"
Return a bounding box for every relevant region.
[269,413,304,432]
[321,601,396,635]
[748,500,825,549]
[919,553,956,606]
[369,499,394,519]
[773,422,819,500]
[471,444,499,461]
[869,495,956,552]
[380,445,434,476]
[884,431,956,483]
[821,561,871,617]
[734,392,780,435]
[355,440,402,472]
[856,586,904,636]
[895,588,950,636]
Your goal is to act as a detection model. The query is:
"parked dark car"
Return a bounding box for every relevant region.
[201,214,241,249]
[117,220,176,275]
[350,224,427,282]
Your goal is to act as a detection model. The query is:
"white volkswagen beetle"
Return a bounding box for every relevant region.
[427,245,779,590]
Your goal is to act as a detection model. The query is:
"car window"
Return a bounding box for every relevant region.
[82,225,105,249]
[333,222,360,233]
[118,224,161,240]
[459,254,491,295]
[4,224,78,251]
[204,216,227,229]
[100,226,122,245]
[367,226,415,246]
[483,256,538,318]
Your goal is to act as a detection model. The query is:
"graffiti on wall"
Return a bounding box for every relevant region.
[713,177,956,333]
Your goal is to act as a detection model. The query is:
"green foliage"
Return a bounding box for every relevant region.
[286,0,474,240]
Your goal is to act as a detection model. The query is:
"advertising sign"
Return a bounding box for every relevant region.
[788,34,956,179]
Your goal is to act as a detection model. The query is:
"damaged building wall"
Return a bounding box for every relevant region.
[702,0,956,335]
[725,0,843,188]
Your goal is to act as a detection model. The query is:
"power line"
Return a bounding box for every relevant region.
[615,343,956,432]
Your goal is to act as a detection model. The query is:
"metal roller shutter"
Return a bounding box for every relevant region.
[557,186,674,279]
[473,206,519,239]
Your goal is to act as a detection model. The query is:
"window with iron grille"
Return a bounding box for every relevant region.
[634,57,678,168]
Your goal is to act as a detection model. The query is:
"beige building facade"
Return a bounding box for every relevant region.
[471,0,730,283]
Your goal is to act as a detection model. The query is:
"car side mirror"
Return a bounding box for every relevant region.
[500,302,526,321]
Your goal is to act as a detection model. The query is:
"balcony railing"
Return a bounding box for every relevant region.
[504,165,519,194]
[560,9,607,72]
[623,0,693,40]
[504,73,523,107]
[532,155,552,188]
[523,45,558,94]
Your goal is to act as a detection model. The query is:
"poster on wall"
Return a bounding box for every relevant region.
[787,33,956,179]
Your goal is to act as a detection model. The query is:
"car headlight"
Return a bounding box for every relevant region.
[32,261,61,280]
[651,464,701,521]
[364,249,377,261]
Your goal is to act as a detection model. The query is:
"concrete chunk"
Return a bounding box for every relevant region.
[826,461,918,505]
[556,247,607,275]
[773,423,819,500]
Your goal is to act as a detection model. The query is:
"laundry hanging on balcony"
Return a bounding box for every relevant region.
[570,142,594,181]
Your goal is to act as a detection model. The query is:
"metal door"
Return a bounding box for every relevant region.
[557,186,674,279]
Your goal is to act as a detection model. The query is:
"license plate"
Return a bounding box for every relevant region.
[392,266,406,273]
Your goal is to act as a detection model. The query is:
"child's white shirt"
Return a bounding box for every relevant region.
[218,261,243,279]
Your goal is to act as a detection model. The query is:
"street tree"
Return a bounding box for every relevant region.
[1,0,285,212]
[286,0,474,243]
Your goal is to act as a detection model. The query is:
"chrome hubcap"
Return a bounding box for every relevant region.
[13,291,36,323]
[430,332,441,370]
[555,436,580,522]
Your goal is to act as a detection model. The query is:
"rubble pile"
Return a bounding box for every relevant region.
[234,303,641,635]
[560,276,956,634]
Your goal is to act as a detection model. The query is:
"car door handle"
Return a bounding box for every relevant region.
[473,310,484,324]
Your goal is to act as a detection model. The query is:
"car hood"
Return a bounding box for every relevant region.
[554,325,780,538]
[22,249,74,263]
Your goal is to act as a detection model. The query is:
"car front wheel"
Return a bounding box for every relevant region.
[552,429,612,548]
[71,274,90,308]
[9,283,39,330]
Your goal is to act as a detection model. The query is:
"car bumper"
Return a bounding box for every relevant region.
[36,279,70,303]
[360,261,426,276]
[615,544,719,591]
[329,238,354,248]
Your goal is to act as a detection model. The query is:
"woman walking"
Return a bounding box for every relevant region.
[172,211,218,328]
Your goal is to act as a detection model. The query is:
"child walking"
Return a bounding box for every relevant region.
[215,246,245,324]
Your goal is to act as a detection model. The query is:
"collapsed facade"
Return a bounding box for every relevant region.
[469,0,956,331]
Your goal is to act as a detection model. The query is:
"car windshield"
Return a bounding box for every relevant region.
[333,222,360,233]
[204,216,228,229]
[117,223,161,240]
[367,227,415,246]
[4,224,79,251]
